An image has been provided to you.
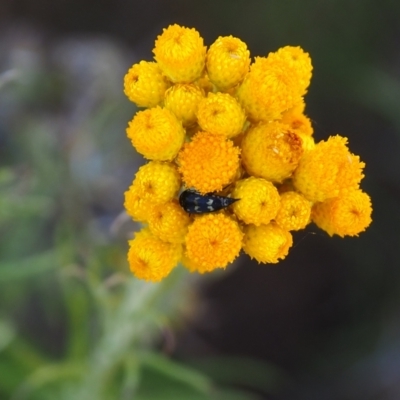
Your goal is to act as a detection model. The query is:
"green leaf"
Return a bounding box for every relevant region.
[187,356,287,394]
[138,352,212,394]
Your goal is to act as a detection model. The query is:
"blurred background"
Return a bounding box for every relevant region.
[0,0,399,399]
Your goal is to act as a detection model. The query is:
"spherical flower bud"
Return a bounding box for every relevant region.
[128,228,182,282]
[241,121,303,182]
[133,161,181,205]
[293,135,365,202]
[197,92,246,138]
[275,191,312,231]
[266,46,313,96]
[126,106,185,161]
[231,177,280,225]
[311,189,372,237]
[206,35,250,90]
[148,200,192,243]
[185,213,243,273]
[177,131,240,194]
[164,84,204,127]
[153,24,206,83]
[243,223,293,264]
[236,56,299,122]
[123,61,170,107]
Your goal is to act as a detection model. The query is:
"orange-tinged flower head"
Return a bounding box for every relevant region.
[153,24,206,83]
[236,56,300,122]
[267,46,312,96]
[126,106,185,161]
[293,135,365,202]
[128,228,182,282]
[123,61,170,107]
[311,189,372,237]
[164,83,204,127]
[133,161,181,205]
[185,213,243,273]
[196,92,246,138]
[148,200,192,243]
[243,222,293,264]
[231,177,281,225]
[181,250,204,273]
[206,35,250,90]
[177,131,240,194]
[275,191,312,231]
[241,121,304,182]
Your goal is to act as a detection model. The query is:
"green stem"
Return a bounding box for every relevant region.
[74,266,189,400]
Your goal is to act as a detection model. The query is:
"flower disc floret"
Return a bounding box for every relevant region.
[128,229,182,282]
[232,177,281,225]
[275,191,311,231]
[153,24,206,83]
[148,200,192,243]
[311,189,372,237]
[197,92,246,138]
[126,106,185,161]
[133,161,181,205]
[123,61,170,107]
[243,223,293,264]
[164,84,204,127]
[177,131,240,194]
[185,213,243,273]
[206,36,250,90]
[241,121,303,182]
[293,135,365,202]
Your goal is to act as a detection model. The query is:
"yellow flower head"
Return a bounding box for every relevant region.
[128,228,182,282]
[311,189,372,237]
[164,83,204,127]
[236,56,299,122]
[275,191,312,231]
[196,92,246,138]
[241,121,304,182]
[243,223,293,264]
[148,200,192,243]
[177,131,240,194]
[266,46,312,96]
[123,61,170,107]
[185,213,243,273]
[124,182,152,222]
[133,161,181,206]
[153,24,206,83]
[231,177,281,225]
[206,35,250,90]
[126,106,185,161]
[293,135,365,202]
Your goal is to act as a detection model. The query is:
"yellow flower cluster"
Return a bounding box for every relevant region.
[123,24,373,282]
